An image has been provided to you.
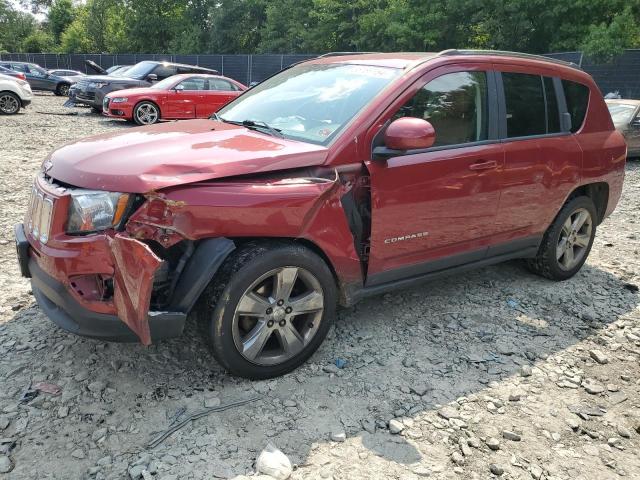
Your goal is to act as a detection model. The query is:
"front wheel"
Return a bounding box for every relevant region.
[527,196,597,280]
[0,92,20,114]
[133,101,160,125]
[199,242,336,379]
[55,83,70,96]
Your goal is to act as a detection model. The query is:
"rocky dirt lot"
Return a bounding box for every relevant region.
[0,94,639,480]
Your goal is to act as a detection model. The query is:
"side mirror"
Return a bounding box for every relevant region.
[174,84,185,91]
[631,117,640,127]
[379,117,436,155]
[146,73,158,82]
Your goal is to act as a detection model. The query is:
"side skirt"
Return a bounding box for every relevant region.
[351,239,540,304]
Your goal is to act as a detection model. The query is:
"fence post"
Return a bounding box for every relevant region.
[248,55,252,85]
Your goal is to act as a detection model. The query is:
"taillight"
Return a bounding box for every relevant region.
[17,73,26,80]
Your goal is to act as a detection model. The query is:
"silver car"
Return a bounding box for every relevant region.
[606,99,640,158]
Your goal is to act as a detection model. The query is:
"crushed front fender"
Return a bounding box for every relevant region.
[108,233,163,345]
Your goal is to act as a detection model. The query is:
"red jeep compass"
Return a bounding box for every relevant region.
[15,51,626,378]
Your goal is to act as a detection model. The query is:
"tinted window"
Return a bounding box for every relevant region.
[544,77,560,133]
[562,80,590,133]
[503,73,546,137]
[152,64,177,80]
[178,77,207,91]
[11,63,28,73]
[394,71,489,147]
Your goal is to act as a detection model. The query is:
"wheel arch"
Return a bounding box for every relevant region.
[133,99,162,118]
[168,236,348,315]
[566,182,609,224]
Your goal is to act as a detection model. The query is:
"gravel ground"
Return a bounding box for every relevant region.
[0,94,639,480]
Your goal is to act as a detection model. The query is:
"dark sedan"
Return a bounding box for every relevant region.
[0,61,76,96]
[67,60,218,111]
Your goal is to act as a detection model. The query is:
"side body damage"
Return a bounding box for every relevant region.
[84,169,368,343]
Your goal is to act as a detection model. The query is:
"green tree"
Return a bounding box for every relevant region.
[581,6,640,61]
[21,29,55,52]
[48,0,75,43]
[59,7,93,52]
[0,0,37,52]
[207,0,267,53]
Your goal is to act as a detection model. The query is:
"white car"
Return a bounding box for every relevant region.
[0,73,33,114]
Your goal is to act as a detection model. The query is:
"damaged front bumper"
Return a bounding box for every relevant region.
[15,223,186,342]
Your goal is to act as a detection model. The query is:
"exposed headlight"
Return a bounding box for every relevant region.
[66,191,131,234]
[110,97,128,103]
[17,79,30,88]
[89,82,108,89]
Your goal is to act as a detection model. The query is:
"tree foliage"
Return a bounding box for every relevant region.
[2,0,639,61]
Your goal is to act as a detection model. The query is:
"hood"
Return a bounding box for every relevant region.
[44,120,329,193]
[85,59,107,75]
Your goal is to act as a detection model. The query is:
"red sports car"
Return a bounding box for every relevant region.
[103,74,247,125]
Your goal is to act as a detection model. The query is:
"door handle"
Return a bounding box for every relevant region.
[469,160,498,171]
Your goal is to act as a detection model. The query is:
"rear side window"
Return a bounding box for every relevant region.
[503,73,546,137]
[209,79,236,91]
[394,71,489,147]
[562,80,590,133]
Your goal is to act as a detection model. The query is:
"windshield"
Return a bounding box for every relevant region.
[218,63,402,145]
[121,61,156,80]
[607,103,637,123]
[109,66,131,77]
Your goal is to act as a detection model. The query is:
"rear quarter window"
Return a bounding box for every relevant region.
[562,80,590,133]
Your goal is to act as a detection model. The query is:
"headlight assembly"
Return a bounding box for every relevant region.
[89,82,108,89]
[66,191,130,234]
[110,97,128,103]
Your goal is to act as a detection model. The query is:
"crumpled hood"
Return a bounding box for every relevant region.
[44,119,329,193]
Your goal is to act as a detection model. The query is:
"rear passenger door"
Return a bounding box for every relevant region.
[492,66,582,250]
[197,78,240,117]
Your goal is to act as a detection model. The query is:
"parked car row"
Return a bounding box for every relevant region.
[0,61,76,96]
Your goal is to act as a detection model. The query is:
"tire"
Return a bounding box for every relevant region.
[133,101,160,125]
[198,241,337,379]
[0,91,20,114]
[526,196,597,280]
[55,83,70,96]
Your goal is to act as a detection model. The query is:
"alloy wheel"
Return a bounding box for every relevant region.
[0,94,19,114]
[232,266,324,366]
[135,103,159,124]
[59,84,70,96]
[556,207,592,270]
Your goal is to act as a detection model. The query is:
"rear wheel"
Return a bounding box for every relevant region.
[198,242,336,379]
[133,101,160,125]
[526,196,597,280]
[0,92,20,114]
[55,83,70,96]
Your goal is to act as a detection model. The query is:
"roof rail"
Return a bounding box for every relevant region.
[438,49,582,70]
[316,51,379,58]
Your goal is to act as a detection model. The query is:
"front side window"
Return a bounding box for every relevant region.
[562,80,590,133]
[218,63,402,145]
[393,71,489,147]
[124,61,158,80]
[29,65,47,77]
[152,64,177,80]
[177,77,207,91]
[11,63,28,73]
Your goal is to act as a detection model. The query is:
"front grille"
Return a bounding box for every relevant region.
[26,184,55,244]
[77,91,95,102]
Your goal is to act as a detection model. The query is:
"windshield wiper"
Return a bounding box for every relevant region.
[209,115,284,138]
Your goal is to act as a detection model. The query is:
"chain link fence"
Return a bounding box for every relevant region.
[3,50,640,98]
[0,53,316,85]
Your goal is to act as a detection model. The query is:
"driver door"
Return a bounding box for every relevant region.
[365,64,504,285]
